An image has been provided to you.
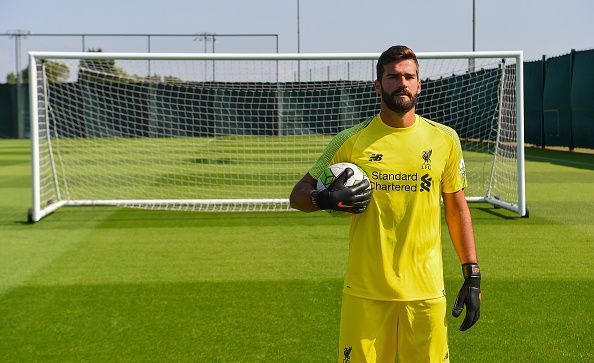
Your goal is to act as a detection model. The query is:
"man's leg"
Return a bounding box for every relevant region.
[338,294,398,363]
[397,296,449,363]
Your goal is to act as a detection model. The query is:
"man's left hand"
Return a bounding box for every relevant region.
[452,263,481,331]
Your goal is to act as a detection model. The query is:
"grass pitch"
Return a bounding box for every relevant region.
[0,139,592,361]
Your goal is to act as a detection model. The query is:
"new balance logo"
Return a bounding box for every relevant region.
[369,153,383,162]
[420,173,432,192]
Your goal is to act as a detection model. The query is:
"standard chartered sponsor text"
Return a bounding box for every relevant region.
[371,171,419,192]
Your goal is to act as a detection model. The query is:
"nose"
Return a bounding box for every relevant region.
[394,76,408,88]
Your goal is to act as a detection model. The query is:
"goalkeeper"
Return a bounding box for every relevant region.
[290,45,480,363]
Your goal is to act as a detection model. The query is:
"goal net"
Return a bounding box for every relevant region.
[28,51,526,222]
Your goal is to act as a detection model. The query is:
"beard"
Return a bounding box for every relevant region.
[381,87,418,113]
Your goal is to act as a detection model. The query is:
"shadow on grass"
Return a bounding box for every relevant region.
[474,206,522,220]
[0,279,343,361]
[525,147,594,171]
[444,278,593,362]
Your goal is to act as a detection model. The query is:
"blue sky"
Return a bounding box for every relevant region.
[1,0,593,79]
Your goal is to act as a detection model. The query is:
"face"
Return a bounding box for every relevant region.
[374,59,421,113]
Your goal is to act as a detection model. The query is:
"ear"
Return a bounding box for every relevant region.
[374,80,382,96]
[416,79,421,96]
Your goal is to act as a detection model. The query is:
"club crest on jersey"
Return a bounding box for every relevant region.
[343,346,352,363]
[422,149,432,170]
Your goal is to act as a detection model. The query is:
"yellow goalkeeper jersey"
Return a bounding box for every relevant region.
[309,114,467,301]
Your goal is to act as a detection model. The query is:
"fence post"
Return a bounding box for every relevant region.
[540,54,546,148]
[568,49,575,151]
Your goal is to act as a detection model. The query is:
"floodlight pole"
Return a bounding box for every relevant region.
[194,33,216,81]
[297,0,301,80]
[11,30,30,138]
[15,32,21,137]
[469,0,476,72]
[473,0,476,52]
[147,35,151,77]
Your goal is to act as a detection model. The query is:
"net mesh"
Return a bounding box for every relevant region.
[33,54,519,214]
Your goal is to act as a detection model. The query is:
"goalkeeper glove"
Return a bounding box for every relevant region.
[311,168,372,214]
[452,262,481,331]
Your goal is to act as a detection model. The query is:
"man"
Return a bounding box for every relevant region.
[289,45,481,362]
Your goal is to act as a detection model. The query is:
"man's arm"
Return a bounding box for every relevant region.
[442,189,476,264]
[290,170,372,214]
[443,189,481,331]
[289,173,318,212]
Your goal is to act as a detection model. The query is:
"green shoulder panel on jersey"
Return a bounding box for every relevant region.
[309,116,374,179]
[419,116,464,156]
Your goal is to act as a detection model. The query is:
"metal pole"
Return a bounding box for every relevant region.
[15,32,24,138]
[469,0,476,72]
[297,0,301,54]
[568,49,575,151]
[297,0,301,80]
[29,53,41,222]
[147,35,151,77]
[473,0,476,52]
[212,34,216,81]
[515,52,526,217]
[540,54,546,148]
[204,35,207,81]
[275,34,279,83]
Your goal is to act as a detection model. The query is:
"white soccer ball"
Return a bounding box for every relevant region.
[316,162,370,216]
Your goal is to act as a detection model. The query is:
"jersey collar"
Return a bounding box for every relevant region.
[375,113,420,134]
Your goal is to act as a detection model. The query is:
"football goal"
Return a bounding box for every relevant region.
[28,51,526,222]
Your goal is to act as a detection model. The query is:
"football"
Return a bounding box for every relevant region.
[316,162,371,216]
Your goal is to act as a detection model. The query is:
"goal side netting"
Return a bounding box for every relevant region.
[28,51,526,222]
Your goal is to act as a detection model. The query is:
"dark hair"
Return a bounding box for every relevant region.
[376,45,419,80]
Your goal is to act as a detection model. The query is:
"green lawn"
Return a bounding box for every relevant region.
[0,139,592,361]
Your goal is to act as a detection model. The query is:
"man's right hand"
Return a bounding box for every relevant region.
[311,168,372,214]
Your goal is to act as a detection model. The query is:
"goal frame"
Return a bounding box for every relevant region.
[28,50,526,222]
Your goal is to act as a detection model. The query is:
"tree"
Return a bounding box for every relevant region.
[164,75,183,83]
[79,48,131,82]
[5,69,28,84]
[5,60,69,84]
[45,60,70,83]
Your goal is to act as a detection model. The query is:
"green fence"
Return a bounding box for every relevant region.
[0,84,29,138]
[524,49,594,149]
[523,58,544,146]
[571,50,594,149]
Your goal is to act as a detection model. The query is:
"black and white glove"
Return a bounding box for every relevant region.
[452,263,481,331]
[311,168,371,214]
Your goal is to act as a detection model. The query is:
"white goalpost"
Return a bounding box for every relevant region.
[28,51,526,222]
